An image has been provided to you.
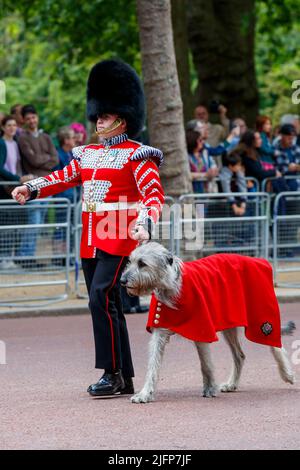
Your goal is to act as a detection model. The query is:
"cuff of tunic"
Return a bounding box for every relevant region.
[136,218,153,240]
[24,183,38,201]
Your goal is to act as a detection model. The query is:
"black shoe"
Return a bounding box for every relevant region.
[87,370,125,396]
[120,377,134,395]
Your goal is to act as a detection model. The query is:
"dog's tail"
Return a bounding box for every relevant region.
[281,321,296,336]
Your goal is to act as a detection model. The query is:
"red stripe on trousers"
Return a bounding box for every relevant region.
[105,256,125,371]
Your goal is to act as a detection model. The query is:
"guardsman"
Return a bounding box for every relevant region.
[12,59,165,397]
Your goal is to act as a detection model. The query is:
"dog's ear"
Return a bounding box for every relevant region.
[167,255,173,266]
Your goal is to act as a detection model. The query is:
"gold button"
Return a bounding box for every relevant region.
[155,314,160,319]
[156,307,161,312]
[157,302,162,306]
[154,319,159,324]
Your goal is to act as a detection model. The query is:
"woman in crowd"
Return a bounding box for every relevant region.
[236,130,291,220]
[256,115,279,170]
[186,128,218,193]
[0,115,33,269]
[237,130,281,183]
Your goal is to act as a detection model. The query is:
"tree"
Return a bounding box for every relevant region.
[136,0,192,196]
[187,0,259,126]
[170,0,194,121]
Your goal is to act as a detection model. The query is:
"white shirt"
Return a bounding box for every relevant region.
[4,139,21,175]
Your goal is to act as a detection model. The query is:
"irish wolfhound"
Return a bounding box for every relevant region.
[120,242,295,403]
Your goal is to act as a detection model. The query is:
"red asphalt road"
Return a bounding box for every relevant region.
[0,304,299,450]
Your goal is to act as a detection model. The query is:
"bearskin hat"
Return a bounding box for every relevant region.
[86,59,145,138]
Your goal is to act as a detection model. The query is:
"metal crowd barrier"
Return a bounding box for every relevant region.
[1,177,298,304]
[191,176,259,191]
[272,191,300,287]
[74,196,175,298]
[261,175,300,193]
[0,181,79,267]
[176,192,270,260]
[0,198,71,308]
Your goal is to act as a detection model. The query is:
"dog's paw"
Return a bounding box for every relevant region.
[131,392,154,404]
[202,385,218,398]
[220,382,237,392]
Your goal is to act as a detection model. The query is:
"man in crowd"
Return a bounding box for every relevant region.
[194,103,230,147]
[274,124,300,191]
[10,104,24,136]
[17,105,58,264]
[52,126,77,262]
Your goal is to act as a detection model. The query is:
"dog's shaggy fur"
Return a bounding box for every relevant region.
[120,242,295,403]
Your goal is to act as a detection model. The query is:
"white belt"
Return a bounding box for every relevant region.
[82,201,140,213]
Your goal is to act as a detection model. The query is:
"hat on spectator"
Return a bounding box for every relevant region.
[86,59,145,138]
[70,122,87,145]
[280,124,296,135]
[280,114,299,126]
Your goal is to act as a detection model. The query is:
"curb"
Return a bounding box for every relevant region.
[0,305,89,320]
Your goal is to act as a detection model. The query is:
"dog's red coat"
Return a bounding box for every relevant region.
[147,254,282,347]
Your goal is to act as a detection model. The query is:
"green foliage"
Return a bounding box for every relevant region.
[256,0,300,121]
[0,0,139,134]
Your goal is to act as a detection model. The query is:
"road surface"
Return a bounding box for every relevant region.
[0,304,299,450]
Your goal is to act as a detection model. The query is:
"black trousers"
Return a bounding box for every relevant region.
[82,249,134,378]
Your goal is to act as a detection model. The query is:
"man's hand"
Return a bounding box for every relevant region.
[11,185,30,205]
[230,125,241,138]
[232,203,246,216]
[20,174,35,183]
[132,225,150,243]
[288,163,298,172]
[206,167,218,180]
[218,104,227,116]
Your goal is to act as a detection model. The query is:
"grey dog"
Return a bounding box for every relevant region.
[120,242,295,404]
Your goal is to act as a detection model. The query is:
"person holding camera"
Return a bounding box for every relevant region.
[194,102,230,147]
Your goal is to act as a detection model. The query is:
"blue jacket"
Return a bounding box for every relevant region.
[259,132,276,164]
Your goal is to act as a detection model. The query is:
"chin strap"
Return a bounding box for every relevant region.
[96,118,124,136]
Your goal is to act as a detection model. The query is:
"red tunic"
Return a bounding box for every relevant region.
[147,254,282,348]
[25,134,165,258]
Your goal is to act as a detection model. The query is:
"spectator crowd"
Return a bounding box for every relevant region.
[0,104,87,269]
[0,102,300,269]
[186,105,300,216]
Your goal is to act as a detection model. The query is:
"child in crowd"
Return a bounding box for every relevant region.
[219,151,247,216]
